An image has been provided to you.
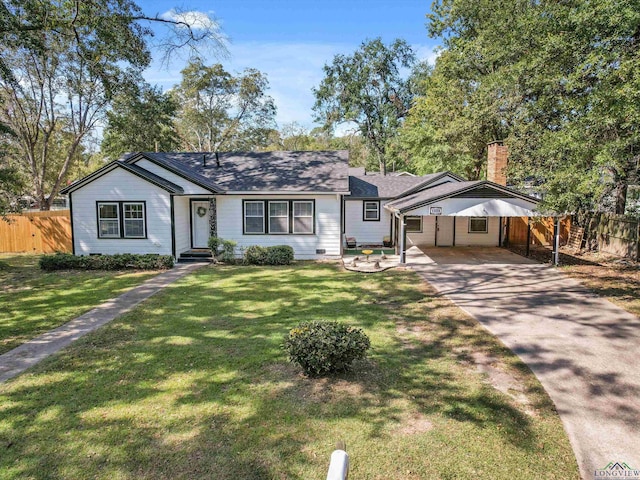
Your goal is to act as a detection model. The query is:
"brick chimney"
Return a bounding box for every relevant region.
[487,140,508,186]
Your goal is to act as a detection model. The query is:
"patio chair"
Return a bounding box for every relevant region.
[345,237,357,249]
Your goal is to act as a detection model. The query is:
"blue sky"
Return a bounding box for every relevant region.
[138,0,438,130]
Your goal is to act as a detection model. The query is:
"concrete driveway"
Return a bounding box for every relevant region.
[408,246,640,480]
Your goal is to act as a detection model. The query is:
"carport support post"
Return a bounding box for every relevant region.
[553,216,560,266]
[526,217,531,257]
[399,214,406,264]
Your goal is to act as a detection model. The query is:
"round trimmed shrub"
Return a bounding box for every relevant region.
[244,245,268,265]
[283,321,371,376]
[265,245,294,265]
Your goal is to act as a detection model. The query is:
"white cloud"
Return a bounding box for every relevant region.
[160,9,219,31]
[414,44,441,65]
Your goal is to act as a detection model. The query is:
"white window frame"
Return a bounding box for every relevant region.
[406,216,423,233]
[292,200,314,234]
[122,202,145,238]
[268,201,290,234]
[469,217,488,233]
[244,200,265,234]
[363,201,380,221]
[97,202,120,238]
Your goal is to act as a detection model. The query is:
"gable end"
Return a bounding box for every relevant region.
[127,154,221,193]
[61,161,184,195]
[452,187,513,199]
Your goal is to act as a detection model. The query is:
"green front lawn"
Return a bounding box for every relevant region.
[0,254,158,354]
[0,263,579,479]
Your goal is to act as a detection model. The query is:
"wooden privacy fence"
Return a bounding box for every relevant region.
[574,211,639,260]
[506,216,571,247]
[0,210,72,254]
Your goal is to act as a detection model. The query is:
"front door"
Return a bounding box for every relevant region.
[191,201,210,248]
[435,216,454,246]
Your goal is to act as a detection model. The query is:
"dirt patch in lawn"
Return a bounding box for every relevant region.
[264,361,379,404]
[394,412,434,435]
[460,350,536,416]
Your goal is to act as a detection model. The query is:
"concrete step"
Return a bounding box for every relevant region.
[178,249,213,263]
[177,256,213,263]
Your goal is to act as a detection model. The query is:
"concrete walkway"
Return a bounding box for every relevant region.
[0,262,205,384]
[407,246,640,480]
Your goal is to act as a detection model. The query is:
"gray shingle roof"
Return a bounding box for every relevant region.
[129,150,350,193]
[348,172,455,199]
[385,180,541,213]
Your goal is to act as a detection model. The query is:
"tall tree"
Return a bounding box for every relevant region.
[313,38,418,174]
[401,55,508,180]
[0,0,225,210]
[0,126,23,216]
[172,60,277,152]
[101,83,179,159]
[262,123,370,167]
[419,0,640,213]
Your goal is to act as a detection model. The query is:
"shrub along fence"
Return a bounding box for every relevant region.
[572,211,639,261]
[0,210,72,254]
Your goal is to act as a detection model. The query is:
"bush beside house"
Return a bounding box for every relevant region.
[39,253,174,271]
[244,245,294,265]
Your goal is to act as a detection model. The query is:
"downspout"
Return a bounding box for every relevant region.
[170,195,176,260]
[68,192,75,255]
[339,193,344,256]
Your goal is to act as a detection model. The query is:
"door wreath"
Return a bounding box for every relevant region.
[196,206,207,217]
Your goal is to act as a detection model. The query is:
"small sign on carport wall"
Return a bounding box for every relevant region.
[429,206,442,215]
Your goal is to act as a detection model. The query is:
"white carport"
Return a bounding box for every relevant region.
[383,180,562,264]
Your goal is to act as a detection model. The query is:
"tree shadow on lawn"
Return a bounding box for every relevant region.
[0,264,570,479]
[561,268,640,317]
[0,269,157,354]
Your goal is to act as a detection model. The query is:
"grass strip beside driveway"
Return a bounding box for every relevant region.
[0,254,158,354]
[562,263,640,318]
[0,263,579,479]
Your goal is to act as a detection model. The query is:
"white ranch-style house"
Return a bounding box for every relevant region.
[61,143,541,262]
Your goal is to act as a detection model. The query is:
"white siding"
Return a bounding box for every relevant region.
[174,196,191,255]
[344,199,392,244]
[405,215,500,247]
[71,168,172,255]
[406,216,436,247]
[454,216,500,246]
[134,159,212,195]
[216,195,341,259]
